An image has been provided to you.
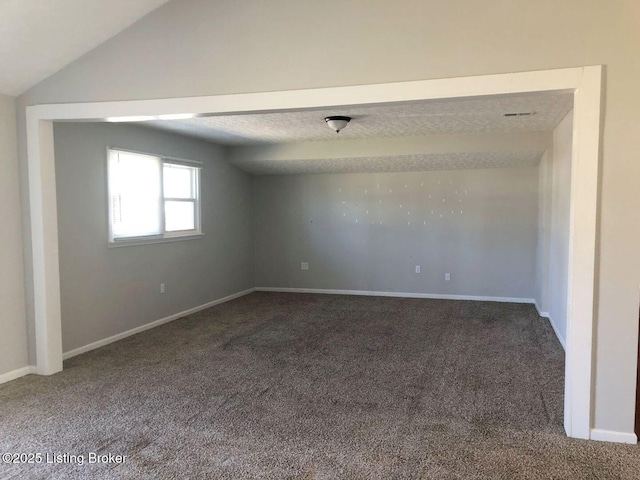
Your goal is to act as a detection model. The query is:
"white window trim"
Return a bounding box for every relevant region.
[106,147,203,247]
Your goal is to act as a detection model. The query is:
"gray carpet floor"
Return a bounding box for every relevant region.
[1,292,639,479]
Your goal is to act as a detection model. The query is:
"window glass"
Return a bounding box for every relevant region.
[109,150,162,239]
[163,164,195,199]
[108,148,201,244]
[165,201,196,232]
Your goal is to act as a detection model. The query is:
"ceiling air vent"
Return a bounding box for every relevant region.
[504,112,535,117]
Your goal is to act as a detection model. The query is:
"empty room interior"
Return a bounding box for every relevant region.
[2,1,640,478]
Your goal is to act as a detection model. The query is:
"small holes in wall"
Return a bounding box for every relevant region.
[334,177,473,227]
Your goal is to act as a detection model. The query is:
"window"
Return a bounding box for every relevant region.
[107,148,201,245]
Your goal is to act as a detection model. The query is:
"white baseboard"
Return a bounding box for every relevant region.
[534,302,549,318]
[533,301,565,350]
[547,315,566,350]
[0,365,37,385]
[256,287,535,304]
[591,428,638,444]
[63,288,255,360]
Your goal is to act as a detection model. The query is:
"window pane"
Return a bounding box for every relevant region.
[110,150,162,239]
[163,164,194,199]
[165,201,195,232]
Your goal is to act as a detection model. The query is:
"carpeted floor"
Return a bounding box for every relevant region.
[1,292,638,479]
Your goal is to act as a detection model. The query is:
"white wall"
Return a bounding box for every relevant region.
[14,0,640,434]
[535,111,573,348]
[53,122,254,353]
[0,94,28,377]
[535,151,552,317]
[254,167,538,299]
[548,112,573,346]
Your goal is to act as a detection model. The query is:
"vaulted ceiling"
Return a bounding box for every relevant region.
[10,2,572,176]
[0,0,170,96]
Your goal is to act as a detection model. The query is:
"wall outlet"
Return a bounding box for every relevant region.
[301,262,309,271]
[415,265,421,274]
[160,283,165,293]
[445,273,451,281]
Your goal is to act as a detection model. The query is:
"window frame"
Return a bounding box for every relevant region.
[106,147,203,247]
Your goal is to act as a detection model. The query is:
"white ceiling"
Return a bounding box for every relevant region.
[146,91,573,146]
[0,0,170,96]
[139,91,571,175]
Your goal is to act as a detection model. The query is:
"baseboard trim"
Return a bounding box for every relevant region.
[533,301,566,350]
[534,302,549,318]
[63,288,256,360]
[547,315,566,350]
[256,287,535,304]
[0,365,37,385]
[590,428,638,444]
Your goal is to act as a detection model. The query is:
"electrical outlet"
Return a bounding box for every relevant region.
[445,273,451,281]
[160,283,165,293]
[415,265,421,274]
[301,262,309,271]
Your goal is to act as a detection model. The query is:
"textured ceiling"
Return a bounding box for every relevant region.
[233,151,545,175]
[0,0,170,95]
[146,92,573,146]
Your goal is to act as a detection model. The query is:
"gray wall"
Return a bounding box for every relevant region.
[15,0,640,433]
[53,122,253,353]
[254,168,538,299]
[0,94,28,376]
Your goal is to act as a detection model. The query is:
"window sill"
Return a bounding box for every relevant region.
[108,233,204,248]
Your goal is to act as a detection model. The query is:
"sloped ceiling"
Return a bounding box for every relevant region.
[0,0,170,96]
